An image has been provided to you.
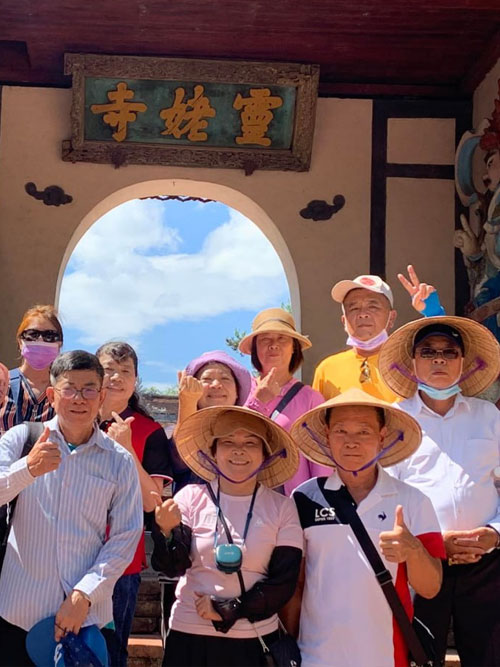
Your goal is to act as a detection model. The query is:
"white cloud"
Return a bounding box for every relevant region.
[59,199,289,345]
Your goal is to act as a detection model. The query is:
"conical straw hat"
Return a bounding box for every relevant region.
[175,406,299,488]
[238,308,312,355]
[378,316,500,399]
[290,387,422,468]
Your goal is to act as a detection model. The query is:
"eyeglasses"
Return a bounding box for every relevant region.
[417,347,461,360]
[54,386,101,400]
[20,329,62,343]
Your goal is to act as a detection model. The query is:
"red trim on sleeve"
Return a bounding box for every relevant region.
[392,563,411,667]
[417,531,446,560]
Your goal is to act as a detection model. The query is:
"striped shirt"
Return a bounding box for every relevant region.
[0,416,143,631]
[0,368,54,435]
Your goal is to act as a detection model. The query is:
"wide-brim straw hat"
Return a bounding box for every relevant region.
[238,308,312,355]
[175,405,299,488]
[290,387,422,468]
[378,316,500,399]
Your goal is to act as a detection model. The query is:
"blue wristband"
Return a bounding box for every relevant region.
[422,290,446,317]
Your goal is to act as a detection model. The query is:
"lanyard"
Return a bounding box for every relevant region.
[206,480,259,550]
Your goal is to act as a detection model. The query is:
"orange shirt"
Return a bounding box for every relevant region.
[313,348,399,403]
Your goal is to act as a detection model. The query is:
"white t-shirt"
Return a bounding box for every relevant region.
[293,469,445,667]
[170,482,304,638]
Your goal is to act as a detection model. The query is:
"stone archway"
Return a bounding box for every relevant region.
[55,177,301,331]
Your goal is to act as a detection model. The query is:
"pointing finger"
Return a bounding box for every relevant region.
[124,416,135,426]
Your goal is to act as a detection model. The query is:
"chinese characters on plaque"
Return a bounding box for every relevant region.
[63,55,319,171]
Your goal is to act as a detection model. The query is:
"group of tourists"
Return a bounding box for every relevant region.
[0,265,498,667]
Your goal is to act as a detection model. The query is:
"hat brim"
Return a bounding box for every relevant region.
[238,327,312,356]
[379,316,500,399]
[26,617,108,667]
[290,387,422,468]
[175,406,299,488]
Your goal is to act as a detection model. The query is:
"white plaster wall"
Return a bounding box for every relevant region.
[0,87,373,377]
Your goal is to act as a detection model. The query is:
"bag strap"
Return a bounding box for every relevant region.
[270,382,304,420]
[318,484,430,666]
[8,369,23,410]
[2,422,45,549]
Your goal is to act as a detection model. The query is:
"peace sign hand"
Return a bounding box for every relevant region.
[398,264,436,313]
[107,411,135,451]
[453,214,480,257]
[253,367,281,404]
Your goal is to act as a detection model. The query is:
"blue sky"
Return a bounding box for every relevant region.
[58,198,290,390]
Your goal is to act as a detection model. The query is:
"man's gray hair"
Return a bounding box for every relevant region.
[50,350,104,386]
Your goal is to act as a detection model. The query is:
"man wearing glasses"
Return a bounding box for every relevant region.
[0,350,143,666]
[379,318,500,666]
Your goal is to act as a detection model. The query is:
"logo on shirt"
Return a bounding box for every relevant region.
[314,507,336,522]
[378,511,387,521]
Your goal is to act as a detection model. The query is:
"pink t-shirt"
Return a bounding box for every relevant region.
[245,378,332,494]
[170,482,304,639]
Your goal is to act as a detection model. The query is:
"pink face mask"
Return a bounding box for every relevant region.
[21,342,60,370]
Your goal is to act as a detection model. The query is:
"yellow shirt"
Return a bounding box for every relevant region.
[312,348,399,403]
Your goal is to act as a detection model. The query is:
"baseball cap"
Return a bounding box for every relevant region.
[331,275,394,307]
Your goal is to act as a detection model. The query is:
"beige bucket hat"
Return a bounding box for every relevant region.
[175,405,299,488]
[290,387,422,468]
[378,316,500,399]
[238,308,312,355]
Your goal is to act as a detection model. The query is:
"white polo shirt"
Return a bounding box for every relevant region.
[390,392,500,533]
[293,469,444,667]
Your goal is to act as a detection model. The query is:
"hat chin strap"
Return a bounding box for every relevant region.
[197,448,287,484]
[390,356,485,389]
[300,422,403,477]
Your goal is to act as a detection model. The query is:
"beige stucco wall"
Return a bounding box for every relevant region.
[0,85,460,380]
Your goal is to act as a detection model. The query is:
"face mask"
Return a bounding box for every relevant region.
[417,382,462,400]
[21,342,60,370]
[346,328,389,352]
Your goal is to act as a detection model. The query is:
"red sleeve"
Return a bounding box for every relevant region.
[417,531,446,560]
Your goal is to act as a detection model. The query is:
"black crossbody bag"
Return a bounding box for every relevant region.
[205,483,301,667]
[318,486,438,667]
[270,383,304,421]
[0,422,44,571]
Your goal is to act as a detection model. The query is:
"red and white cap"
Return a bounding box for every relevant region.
[331,275,394,307]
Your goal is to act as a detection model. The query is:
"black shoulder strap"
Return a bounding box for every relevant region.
[8,369,22,409]
[318,486,430,667]
[22,421,44,456]
[271,382,304,420]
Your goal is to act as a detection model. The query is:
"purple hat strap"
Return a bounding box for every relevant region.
[301,422,403,477]
[390,356,487,386]
[197,448,287,484]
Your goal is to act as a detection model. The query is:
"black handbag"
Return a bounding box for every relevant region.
[318,486,438,667]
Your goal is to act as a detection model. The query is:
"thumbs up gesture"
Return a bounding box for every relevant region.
[27,426,62,477]
[378,505,421,564]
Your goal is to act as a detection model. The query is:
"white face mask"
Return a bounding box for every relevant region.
[344,312,392,353]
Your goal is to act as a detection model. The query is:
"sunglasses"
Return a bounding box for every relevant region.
[21,329,62,343]
[417,347,461,360]
[54,386,100,400]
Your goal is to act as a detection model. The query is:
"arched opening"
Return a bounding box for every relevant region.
[56,179,299,389]
[56,179,299,320]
